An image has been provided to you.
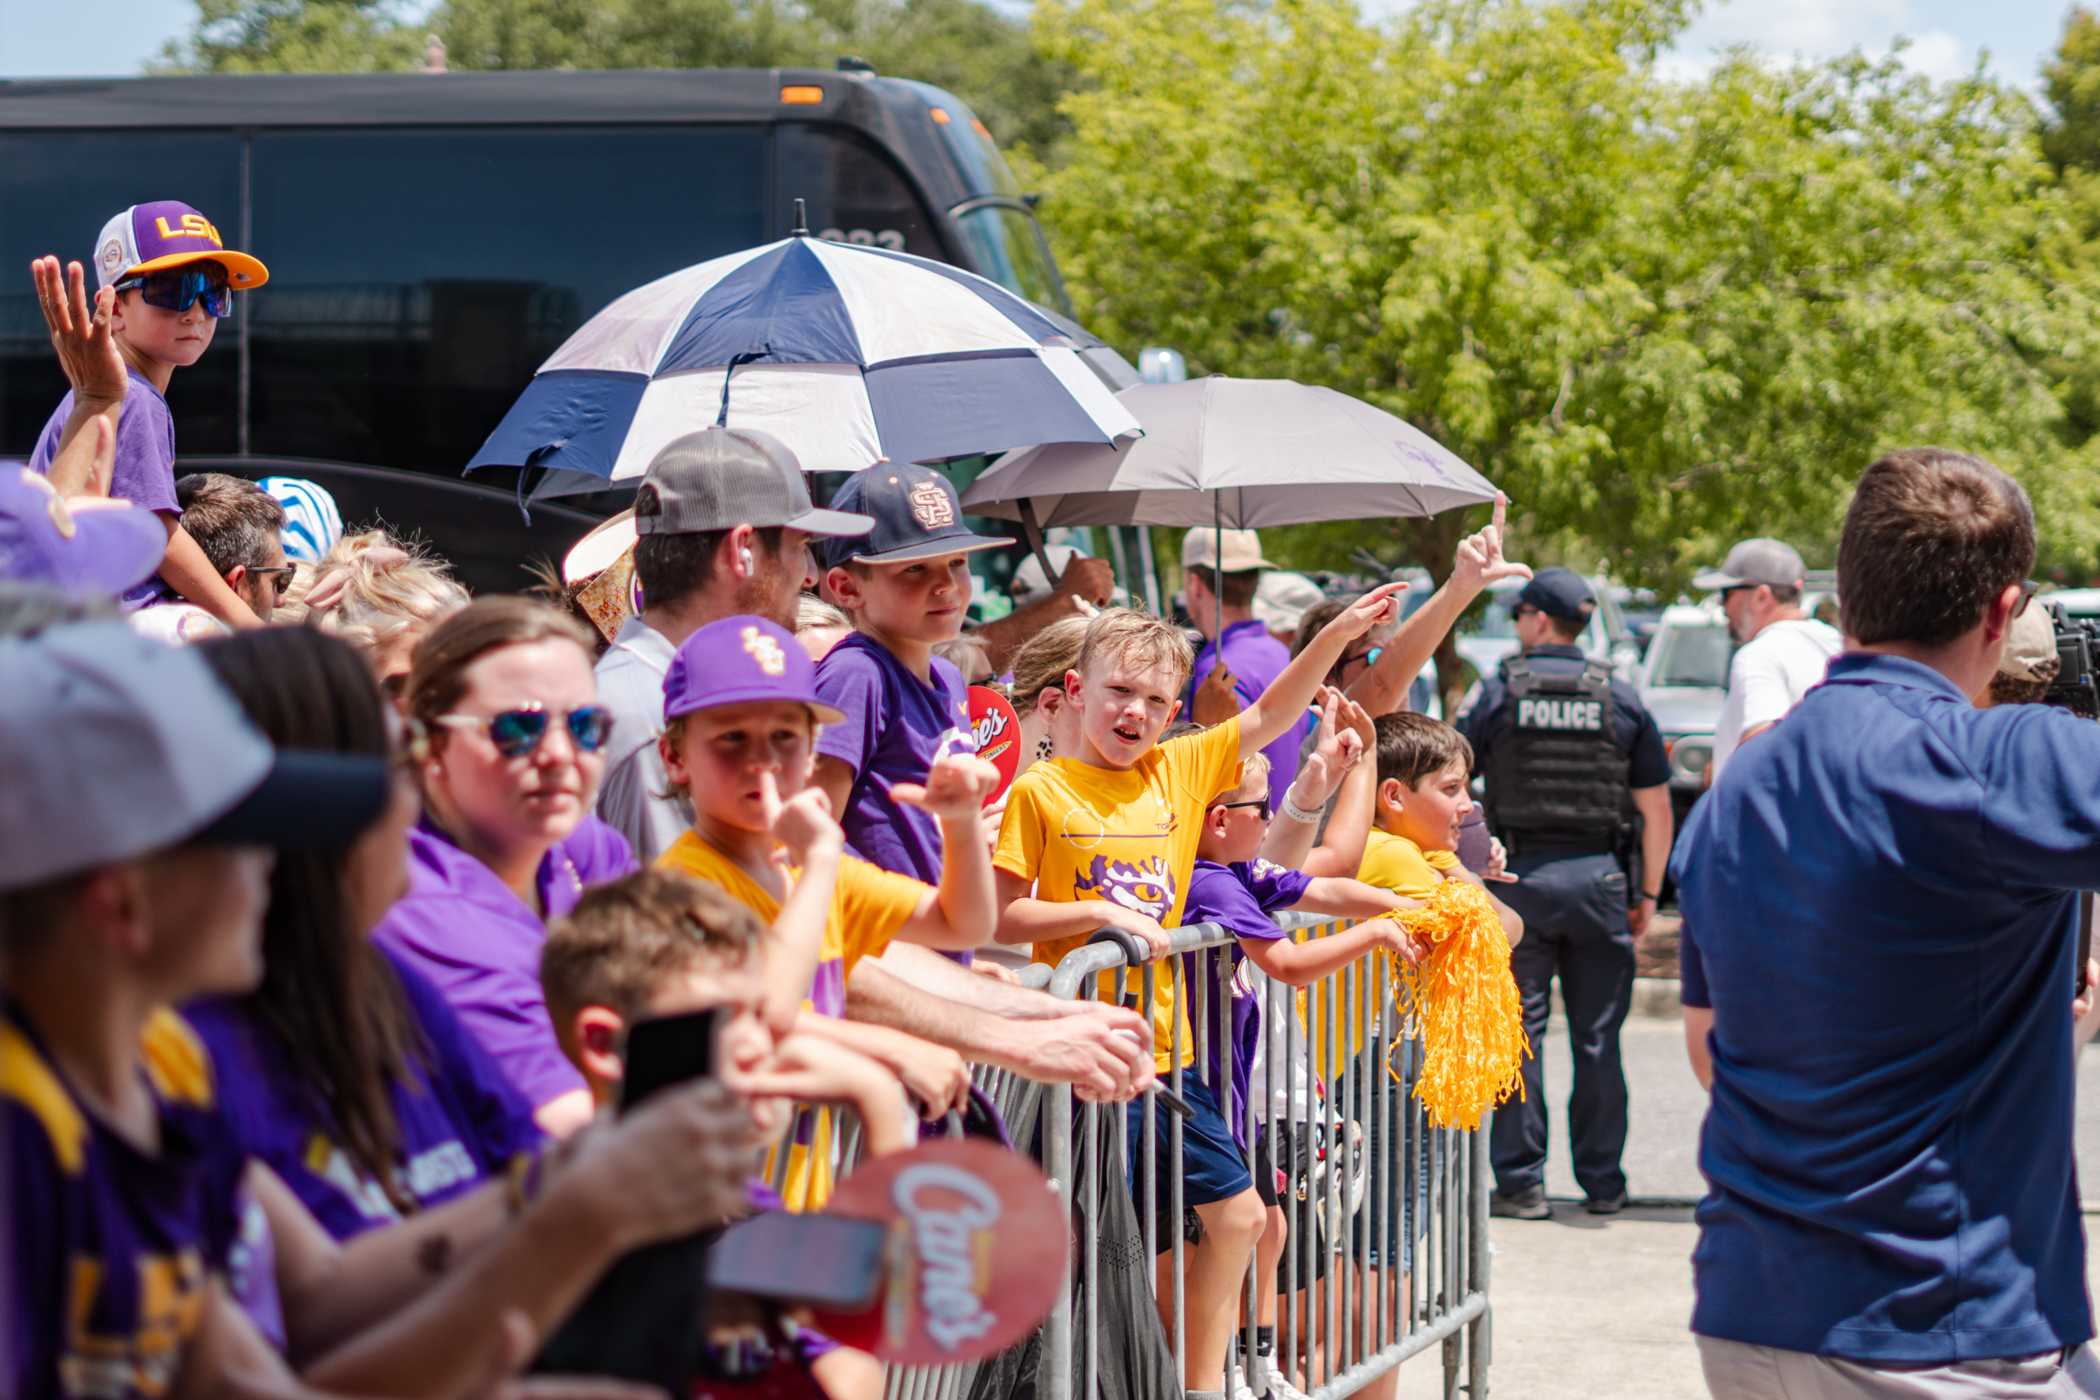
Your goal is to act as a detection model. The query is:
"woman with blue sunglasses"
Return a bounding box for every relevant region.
[374,596,639,1138]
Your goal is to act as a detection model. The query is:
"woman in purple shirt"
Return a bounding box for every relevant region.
[374,597,639,1136]
[188,628,544,1253]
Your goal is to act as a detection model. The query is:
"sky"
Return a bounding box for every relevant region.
[0,0,2078,89]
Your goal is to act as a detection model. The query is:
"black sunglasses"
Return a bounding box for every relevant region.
[1218,797,1273,820]
[2015,580,2039,617]
[248,564,298,593]
[433,705,614,759]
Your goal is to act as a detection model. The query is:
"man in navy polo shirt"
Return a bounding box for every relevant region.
[1675,448,2099,1396]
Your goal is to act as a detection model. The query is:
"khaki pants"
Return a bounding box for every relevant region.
[1699,1336,2100,1399]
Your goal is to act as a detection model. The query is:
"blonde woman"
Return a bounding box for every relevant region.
[283,529,470,702]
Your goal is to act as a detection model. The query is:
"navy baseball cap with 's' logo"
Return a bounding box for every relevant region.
[820,463,1011,570]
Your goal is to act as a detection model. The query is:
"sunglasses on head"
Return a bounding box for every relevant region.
[114,266,233,319]
[433,705,615,759]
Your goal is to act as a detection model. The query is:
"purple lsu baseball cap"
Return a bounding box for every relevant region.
[0,466,167,599]
[94,200,269,291]
[663,615,846,726]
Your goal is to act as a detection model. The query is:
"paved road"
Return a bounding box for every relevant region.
[1395,1010,2100,1399]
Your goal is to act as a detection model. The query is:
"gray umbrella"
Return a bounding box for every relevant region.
[959,376,1497,529]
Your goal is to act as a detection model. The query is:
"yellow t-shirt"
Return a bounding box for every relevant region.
[1357,827,1461,899]
[1302,826,1467,1080]
[994,717,1243,1070]
[657,830,927,1211]
[657,829,926,1019]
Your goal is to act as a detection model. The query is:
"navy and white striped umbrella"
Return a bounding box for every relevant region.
[466,232,1141,499]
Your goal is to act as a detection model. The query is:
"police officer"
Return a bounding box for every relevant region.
[1460,567,1673,1219]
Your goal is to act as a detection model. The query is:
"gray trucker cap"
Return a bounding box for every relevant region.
[633,427,872,540]
[1693,538,1807,592]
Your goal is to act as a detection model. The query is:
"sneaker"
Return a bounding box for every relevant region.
[1265,1371,1315,1400]
[1490,1185,1551,1220]
[1583,1190,1628,1216]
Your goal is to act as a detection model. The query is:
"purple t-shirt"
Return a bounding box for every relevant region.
[814,633,974,885]
[4,1002,248,1399]
[29,367,177,610]
[372,815,637,1112]
[184,947,544,1242]
[1188,620,1311,802]
[1182,858,1313,1148]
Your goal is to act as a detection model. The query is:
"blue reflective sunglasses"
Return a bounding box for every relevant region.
[114,266,233,319]
[433,705,614,759]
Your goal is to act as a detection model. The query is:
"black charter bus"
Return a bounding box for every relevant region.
[0,68,1083,586]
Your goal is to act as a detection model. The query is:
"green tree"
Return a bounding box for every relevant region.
[2043,5,2100,174]
[155,0,1075,154]
[1030,0,2100,700]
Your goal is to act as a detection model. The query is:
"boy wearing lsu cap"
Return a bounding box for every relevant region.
[654,615,998,1202]
[991,587,1403,1400]
[28,201,270,629]
[812,463,1010,898]
[595,427,873,865]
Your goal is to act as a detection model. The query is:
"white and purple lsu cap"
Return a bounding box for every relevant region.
[93,200,269,291]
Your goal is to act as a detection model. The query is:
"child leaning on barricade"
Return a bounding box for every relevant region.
[651,613,999,1200]
[1175,698,1425,1400]
[542,869,913,1400]
[990,587,1405,1400]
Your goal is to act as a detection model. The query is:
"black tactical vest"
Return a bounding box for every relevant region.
[1482,656,1632,844]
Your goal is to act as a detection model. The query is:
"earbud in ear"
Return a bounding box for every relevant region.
[741,548,755,572]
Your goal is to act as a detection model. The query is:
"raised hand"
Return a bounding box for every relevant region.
[1482,836,1518,883]
[1324,581,1410,643]
[32,257,127,410]
[761,771,843,871]
[1052,554,1116,611]
[561,1080,765,1250]
[1191,659,1241,725]
[1293,688,1349,808]
[1451,493,1535,597]
[893,750,1002,824]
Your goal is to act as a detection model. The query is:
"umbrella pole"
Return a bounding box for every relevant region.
[1213,491,1224,642]
[1018,497,1064,590]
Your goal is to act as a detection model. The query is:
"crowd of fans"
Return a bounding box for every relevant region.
[13,194,2098,1400]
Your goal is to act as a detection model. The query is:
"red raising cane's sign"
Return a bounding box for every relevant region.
[820,1139,1066,1366]
[967,686,1022,806]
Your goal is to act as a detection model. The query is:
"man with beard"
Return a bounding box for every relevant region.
[594,428,874,863]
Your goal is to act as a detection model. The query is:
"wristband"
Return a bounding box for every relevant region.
[1280,785,1324,825]
[1637,891,1660,905]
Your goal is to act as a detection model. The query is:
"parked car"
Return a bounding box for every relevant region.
[1637,604,1734,867]
[2040,587,2100,624]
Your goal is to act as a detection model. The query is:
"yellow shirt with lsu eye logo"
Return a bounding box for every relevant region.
[994,717,1243,1071]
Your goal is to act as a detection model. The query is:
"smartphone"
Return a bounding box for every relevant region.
[2078,893,2094,1002]
[619,1007,718,1113]
[708,1211,890,1311]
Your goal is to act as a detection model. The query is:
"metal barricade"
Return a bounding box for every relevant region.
[776,931,1492,1400]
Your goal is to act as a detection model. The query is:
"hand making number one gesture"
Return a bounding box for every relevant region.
[1451,492,1534,598]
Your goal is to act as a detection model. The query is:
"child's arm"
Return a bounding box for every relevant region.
[1264,693,1381,879]
[763,776,846,1037]
[1238,917,1416,987]
[1238,582,1407,759]
[889,751,1002,951]
[793,1010,970,1118]
[1291,876,1417,919]
[160,521,263,628]
[994,867,1173,957]
[1259,689,1348,869]
[1346,494,1533,718]
[32,257,126,497]
[740,1032,918,1156]
[1438,861,1524,946]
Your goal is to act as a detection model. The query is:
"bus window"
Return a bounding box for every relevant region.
[0,132,242,456]
[775,123,945,261]
[246,126,767,473]
[953,204,1068,316]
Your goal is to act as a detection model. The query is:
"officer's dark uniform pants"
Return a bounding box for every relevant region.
[1488,849,1633,1201]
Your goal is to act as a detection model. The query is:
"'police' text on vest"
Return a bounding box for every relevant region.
[1517,697,1605,732]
